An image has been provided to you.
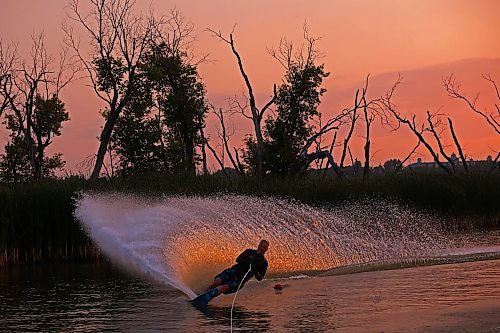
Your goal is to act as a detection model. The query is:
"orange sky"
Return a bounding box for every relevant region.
[0,0,499,174]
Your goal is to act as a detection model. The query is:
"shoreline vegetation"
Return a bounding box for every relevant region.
[1,172,499,268]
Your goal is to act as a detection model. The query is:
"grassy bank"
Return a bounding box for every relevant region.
[0,178,100,267]
[1,172,499,267]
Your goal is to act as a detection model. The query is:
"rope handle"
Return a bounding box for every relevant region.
[230,263,252,332]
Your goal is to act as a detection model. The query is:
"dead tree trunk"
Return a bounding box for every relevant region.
[426,111,456,173]
[362,92,372,180]
[200,128,208,175]
[322,131,337,178]
[448,117,468,173]
[208,29,276,178]
[298,150,342,178]
[296,110,350,178]
[340,90,360,168]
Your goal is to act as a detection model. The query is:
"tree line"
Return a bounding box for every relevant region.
[0,0,498,183]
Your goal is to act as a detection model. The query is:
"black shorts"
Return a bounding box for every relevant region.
[214,268,241,294]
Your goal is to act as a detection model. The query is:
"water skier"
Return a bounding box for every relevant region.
[192,240,269,306]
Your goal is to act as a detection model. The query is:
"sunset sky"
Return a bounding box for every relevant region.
[0,0,499,174]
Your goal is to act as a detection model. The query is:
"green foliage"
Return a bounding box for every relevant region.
[110,73,168,173]
[93,57,127,93]
[0,94,68,181]
[110,44,208,176]
[241,135,258,175]
[0,178,98,266]
[33,94,69,137]
[0,137,32,182]
[258,60,329,176]
[144,46,208,175]
[383,159,402,173]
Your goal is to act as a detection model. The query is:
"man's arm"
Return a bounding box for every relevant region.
[254,261,268,281]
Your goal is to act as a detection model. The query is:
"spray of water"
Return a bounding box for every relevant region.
[74,192,456,298]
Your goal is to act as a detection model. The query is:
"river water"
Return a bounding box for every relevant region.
[1,193,500,332]
[1,259,499,332]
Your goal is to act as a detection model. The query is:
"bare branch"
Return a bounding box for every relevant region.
[381,76,453,175]
[483,74,500,101]
[393,141,421,175]
[228,95,252,120]
[212,105,242,174]
[443,74,500,135]
[203,135,232,182]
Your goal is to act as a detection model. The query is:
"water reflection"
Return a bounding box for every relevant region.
[1,258,500,332]
[195,304,271,332]
[0,261,194,332]
[282,293,337,332]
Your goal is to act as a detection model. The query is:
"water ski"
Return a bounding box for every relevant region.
[191,288,218,307]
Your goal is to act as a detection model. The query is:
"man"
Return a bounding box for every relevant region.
[193,240,269,305]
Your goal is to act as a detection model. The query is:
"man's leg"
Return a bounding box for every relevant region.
[215,284,230,296]
[205,277,223,292]
[204,280,230,297]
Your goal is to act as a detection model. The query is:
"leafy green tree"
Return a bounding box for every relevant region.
[0,136,32,182]
[109,74,166,174]
[31,94,69,177]
[0,93,68,182]
[65,1,187,180]
[241,29,330,177]
[264,61,329,175]
[0,35,72,181]
[144,45,208,176]
[0,94,68,182]
[109,43,208,176]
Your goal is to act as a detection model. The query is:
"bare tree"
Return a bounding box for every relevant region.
[208,27,276,178]
[200,127,232,182]
[375,76,453,174]
[212,105,244,175]
[64,0,187,181]
[0,34,77,179]
[346,74,383,180]
[425,110,456,173]
[295,109,352,177]
[443,74,499,135]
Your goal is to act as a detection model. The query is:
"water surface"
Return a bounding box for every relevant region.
[3,193,499,332]
[1,259,499,332]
